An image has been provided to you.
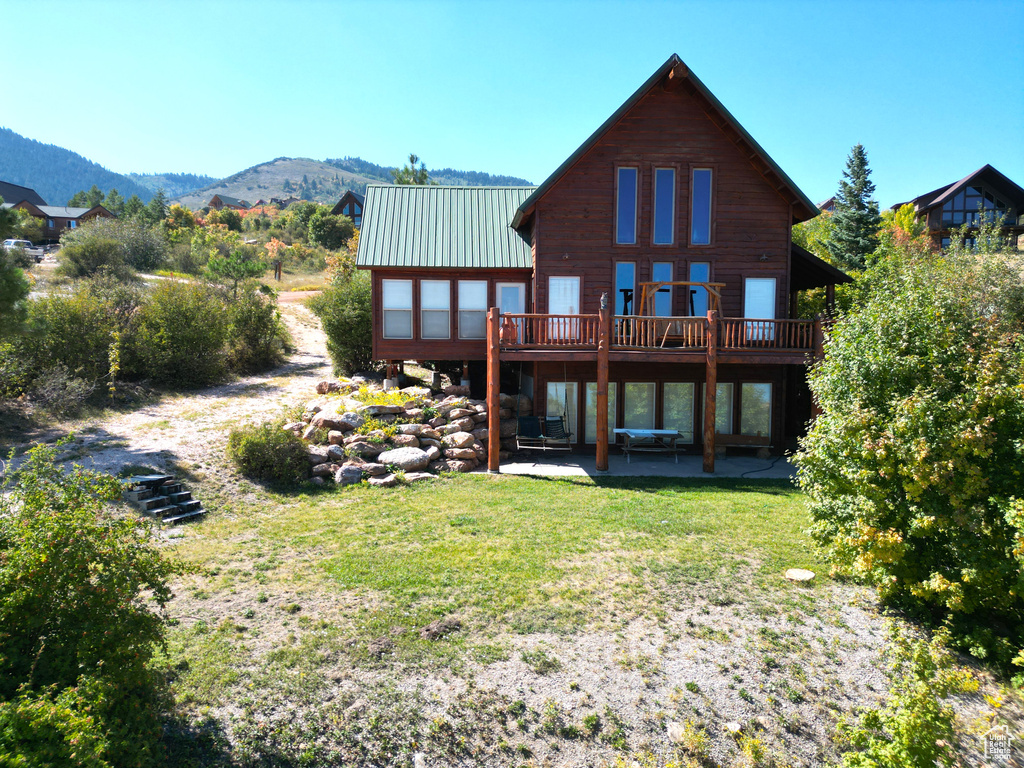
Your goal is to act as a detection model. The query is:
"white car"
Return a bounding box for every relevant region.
[2,239,33,251]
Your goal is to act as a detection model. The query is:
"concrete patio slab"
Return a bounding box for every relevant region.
[492,453,796,480]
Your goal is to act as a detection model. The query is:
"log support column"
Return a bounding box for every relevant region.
[596,294,611,472]
[487,309,501,473]
[703,310,718,474]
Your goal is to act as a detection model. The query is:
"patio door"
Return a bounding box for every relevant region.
[548,276,580,341]
[743,278,776,341]
[497,282,526,342]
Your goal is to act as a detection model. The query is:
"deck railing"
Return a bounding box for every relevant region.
[499,314,816,352]
[499,313,600,347]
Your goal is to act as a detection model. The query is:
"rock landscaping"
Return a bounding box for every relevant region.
[287,380,532,487]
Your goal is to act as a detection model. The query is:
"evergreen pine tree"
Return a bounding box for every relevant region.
[146,188,168,223]
[825,144,881,271]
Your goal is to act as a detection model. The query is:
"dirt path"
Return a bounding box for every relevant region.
[63,301,332,477]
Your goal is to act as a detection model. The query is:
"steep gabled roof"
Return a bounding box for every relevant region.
[357,185,535,269]
[512,53,818,231]
[331,190,365,216]
[210,194,250,209]
[0,179,47,207]
[16,202,114,219]
[892,164,1024,212]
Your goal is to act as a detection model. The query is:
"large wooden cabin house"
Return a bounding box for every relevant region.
[356,54,849,472]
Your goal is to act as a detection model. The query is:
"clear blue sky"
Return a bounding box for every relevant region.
[2,0,1022,207]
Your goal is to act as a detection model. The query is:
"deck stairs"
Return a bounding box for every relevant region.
[122,474,205,524]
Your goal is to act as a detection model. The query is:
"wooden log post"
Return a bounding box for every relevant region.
[596,293,611,472]
[487,309,501,473]
[825,284,836,318]
[703,310,718,474]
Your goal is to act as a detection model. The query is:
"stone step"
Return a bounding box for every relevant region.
[137,496,169,512]
[126,474,175,489]
[123,488,154,503]
[158,482,183,496]
[162,507,206,525]
[175,500,202,514]
[167,491,192,504]
[145,505,180,519]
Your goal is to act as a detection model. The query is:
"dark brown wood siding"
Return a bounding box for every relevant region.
[532,81,793,321]
[370,267,532,361]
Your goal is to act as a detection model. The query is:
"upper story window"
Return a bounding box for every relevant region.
[420,280,450,339]
[614,262,635,314]
[382,279,413,339]
[653,168,675,244]
[941,185,1009,227]
[691,168,713,245]
[458,280,488,339]
[616,167,638,244]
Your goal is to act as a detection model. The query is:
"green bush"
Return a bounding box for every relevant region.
[0,441,175,766]
[57,234,133,280]
[226,422,310,483]
[227,288,290,373]
[308,270,376,375]
[0,250,29,338]
[60,217,167,274]
[795,228,1024,666]
[132,281,230,387]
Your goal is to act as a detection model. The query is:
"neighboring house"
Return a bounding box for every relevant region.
[270,196,302,208]
[0,180,47,207]
[892,164,1024,248]
[331,190,365,227]
[12,201,115,243]
[817,196,836,213]
[355,54,850,472]
[208,194,250,210]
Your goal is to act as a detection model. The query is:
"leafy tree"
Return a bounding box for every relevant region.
[796,221,1024,667]
[391,153,434,185]
[103,187,124,216]
[205,249,266,298]
[123,194,146,219]
[0,440,175,767]
[307,210,354,250]
[0,249,30,337]
[146,187,168,223]
[0,196,19,241]
[308,269,376,375]
[792,210,834,261]
[288,200,322,231]
[209,207,242,232]
[164,203,196,232]
[68,184,104,208]
[825,144,881,271]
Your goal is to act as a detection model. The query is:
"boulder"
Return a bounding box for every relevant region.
[443,385,470,397]
[444,417,476,434]
[498,408,512,419]
[472,443,487,461]
[283,421,305,435]
[316,380,343,394]
[358,404,404,416]
[377,447,431,471]
[327,430,346,445]
[302,424,320,442]
[326,444,347,462]
[312,462,337,478]
[346,441,385,459]
[428,460,450,473]
[471,412,488,423]
[472,428,488,441]
[447,408,475,420]
[404,472,436,483]
[396,423,423,436]
[338,412,364,431]
[368,473,398,488]
[391,434,420,448]
[309,476,326,487]
[308,447,330,465]
[419,427,442,440]
[424,445,441,462]
[312,412,354,432]
[446,459,476,473]
[404,408,424,421]
[472,403,487,413]
[500,438,518,452]
[499,419,519,438]
[358,462,389,476]
[444,447,477,460]
[343,433,367,446]
[428,417,447,429]
[306,400,324,414]
[442,431,476,449]
[419,437,442,449]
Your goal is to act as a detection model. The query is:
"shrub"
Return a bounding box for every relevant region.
[0,440,175,766]
[227,288,290,373]
[27,364,95,415]
[0,249,29,338]
[308,270,376,375]
[57,234,133,280]
[132,281,230,387]
[59,217,167,276]
[795,229,1024,666]
[226,422,310,483]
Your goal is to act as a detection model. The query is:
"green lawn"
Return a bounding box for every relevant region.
[162,474,838,766]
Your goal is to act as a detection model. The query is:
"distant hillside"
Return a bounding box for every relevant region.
[129,172,216,198]
[0,127,154,205]
[175,156,534,210]
[327,157,532,187]
[173,157,382,209]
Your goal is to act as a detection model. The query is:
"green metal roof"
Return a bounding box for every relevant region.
[512,53,819,230]
[356,185,536,269]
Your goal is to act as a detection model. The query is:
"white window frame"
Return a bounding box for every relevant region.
[382,279,413,339]
[420,279,450,339]
[743,277,776,341]
[458,280,488,339]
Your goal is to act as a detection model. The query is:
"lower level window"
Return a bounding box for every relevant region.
[662,382,694,442]
[459,280,488,339]
[740,383,772,438]
[547,381,578,440]
[623,382,656,430]
[584,381,617,444]
[703,382,734,434]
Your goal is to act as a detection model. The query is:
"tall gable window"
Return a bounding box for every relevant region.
[941,185,1009,227]
[616,167,638,244]
[691,168,713,245]
[382,279,413,339]
[653,168,675,244]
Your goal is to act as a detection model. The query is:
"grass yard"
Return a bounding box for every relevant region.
[160,474,902,767]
